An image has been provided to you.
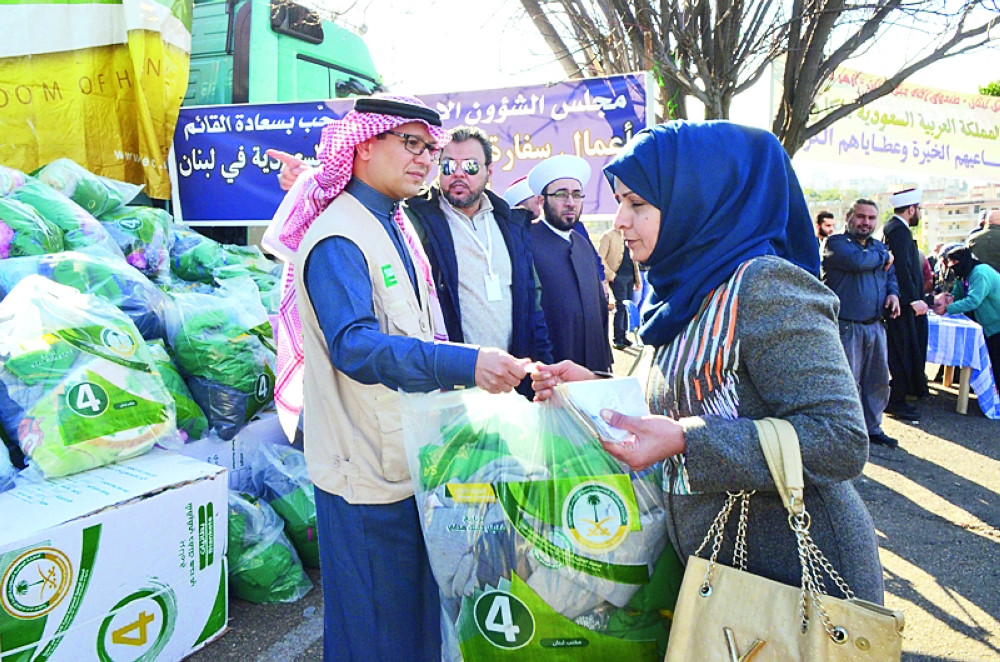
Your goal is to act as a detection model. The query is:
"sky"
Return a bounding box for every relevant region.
[323,0,1000,187]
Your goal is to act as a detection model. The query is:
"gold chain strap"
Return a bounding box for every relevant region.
[697,491,857,643]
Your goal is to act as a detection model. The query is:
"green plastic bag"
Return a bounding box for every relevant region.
[0,276,180,478]
[146,339,208,442]
[402,389,678,661]
[166,277,276,440]
[251,441,319,568]
[98,206,173,277]
[0,165,27,197]
[11,180,124,258]
[0,198,64,258]
[35,158,141,217]
[227,491,312,603]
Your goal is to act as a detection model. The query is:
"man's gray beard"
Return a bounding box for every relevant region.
[443,183,486,210]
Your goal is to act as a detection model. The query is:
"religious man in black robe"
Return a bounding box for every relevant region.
[877,188,930,422]
[528,156,612,373]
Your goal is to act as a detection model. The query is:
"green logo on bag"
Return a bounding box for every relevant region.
[67,382,110,418]
[474,591,534,650]
[100,328,137,358]
[381,264,398,288]
[532,530,572,570]
[253,373,272,403]
[563,482,630,553]
[118,218,143,232]
[2,547,73,618]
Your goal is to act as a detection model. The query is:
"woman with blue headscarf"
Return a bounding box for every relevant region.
[532,121,884,604]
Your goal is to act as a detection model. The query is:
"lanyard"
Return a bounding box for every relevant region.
[455,215,495,278]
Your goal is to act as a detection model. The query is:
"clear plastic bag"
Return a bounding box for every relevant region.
[146,339,208,442]
[0,443,15,493]
[402,389,675,661]
[0,197,64,258]
[98,206,173,277]
[0,165,28,197]
[0,249,170,341]
[213,264,280,314]
[166,277,276,440]
[11,180,124,259]
[35,158,142,217]
[0,276,179,478]
[227,491,313,603]
[170,227,279,285]
[250,440,319,568]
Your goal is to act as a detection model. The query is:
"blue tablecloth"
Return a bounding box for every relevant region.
[927,313,1000,419]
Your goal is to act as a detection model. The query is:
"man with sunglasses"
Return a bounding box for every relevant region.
[405,126,554,395]
[528,155,613,373]
[264,97,529,662]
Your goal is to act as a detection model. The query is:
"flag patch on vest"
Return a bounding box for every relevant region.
[381,264,398,288]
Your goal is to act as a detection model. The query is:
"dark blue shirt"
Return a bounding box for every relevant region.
[821,233,899,322]
[303,177,478,391]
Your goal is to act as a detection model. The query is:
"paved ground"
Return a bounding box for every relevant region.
[190,346,999,661]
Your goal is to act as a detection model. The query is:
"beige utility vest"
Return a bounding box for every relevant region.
[294,192,436,504]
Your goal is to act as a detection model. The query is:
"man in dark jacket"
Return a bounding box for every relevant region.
[967,209,1000,273]
[405,126,553,394]
[823,199,901,448]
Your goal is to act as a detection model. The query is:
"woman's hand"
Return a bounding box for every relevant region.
[530,360,595,401]
[599,409,686,471]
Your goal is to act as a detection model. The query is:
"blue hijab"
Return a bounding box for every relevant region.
[603,121,819,348]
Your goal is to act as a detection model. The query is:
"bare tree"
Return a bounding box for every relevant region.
[519,0,1000,155]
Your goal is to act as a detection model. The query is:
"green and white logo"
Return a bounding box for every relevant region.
[96,581,177,662]
[117,218,143,232]
[100,328,137,358]
[67,382,110,417]
[253,373,272,403]
[2,547,74,619]
[473,591,535,650]
[532,529,573,570]
[563,481,631,553]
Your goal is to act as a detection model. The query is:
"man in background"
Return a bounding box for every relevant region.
[816,210,835,241]
[598,226,640,350]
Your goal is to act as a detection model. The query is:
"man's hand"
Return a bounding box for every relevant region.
[933,292,953,315]
[474,348,530,394]
[911,300,929,316]
[266,149,310,191]
[885,294,901,319]
[529,360,596,401]
[598,409,686,471]
[884,251,894,271]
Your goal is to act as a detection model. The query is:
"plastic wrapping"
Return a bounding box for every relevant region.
[146,339,208,442]
[35,158,142,217]
[251,441,319,567]
[227,491,313,603]
[0,276,179,478]
[11,180,124,258]
[0,443,15,493]
[213,264,280,314]
[403,389,675,661]
[0,198,65,258]
[170,227,279,284]
[0,165,27,197]
[167,278,276,440]
[98,206,173,277]
[0,250,169,340]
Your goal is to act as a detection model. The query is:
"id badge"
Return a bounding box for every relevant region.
[484,273,503,302]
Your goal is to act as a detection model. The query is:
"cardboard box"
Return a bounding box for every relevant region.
[179,414,286,490]
[0,450,228,661]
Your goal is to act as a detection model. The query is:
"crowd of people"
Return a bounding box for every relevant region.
[259,94,965,660]
[816,196,1000,449]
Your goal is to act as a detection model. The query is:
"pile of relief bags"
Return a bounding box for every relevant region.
[402,389,683,660]
[0,158,280,487]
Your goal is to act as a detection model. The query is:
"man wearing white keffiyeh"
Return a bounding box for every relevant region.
[262,95,529,661]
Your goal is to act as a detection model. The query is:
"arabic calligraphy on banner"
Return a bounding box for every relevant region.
[171,73,653,224]
[798,68,1000,178]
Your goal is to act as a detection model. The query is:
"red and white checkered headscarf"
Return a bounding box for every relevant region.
[263,94,450,439]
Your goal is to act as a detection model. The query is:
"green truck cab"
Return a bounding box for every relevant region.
[185,0,382,106]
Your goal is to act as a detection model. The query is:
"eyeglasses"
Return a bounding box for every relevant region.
[384,131,441,159]
[439,158,482,176]
[543,190,586,202]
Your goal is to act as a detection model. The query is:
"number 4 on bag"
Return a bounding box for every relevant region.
[473,591,535,650]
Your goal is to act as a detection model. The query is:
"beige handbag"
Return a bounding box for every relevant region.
[663,418,905,661]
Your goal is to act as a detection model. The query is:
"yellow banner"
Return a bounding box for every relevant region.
[796,68,1000,181]
[0,0,192,199]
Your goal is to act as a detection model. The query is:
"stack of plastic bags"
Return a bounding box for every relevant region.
[11,180,124,258]
[403,389,679,661]
[251,441,319,567]
[227,491,312,603]
[35,158,142,217]
[0,276,179,478]
[167,278,275,440]
[0,250,170,340]
[98,206,172,277]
